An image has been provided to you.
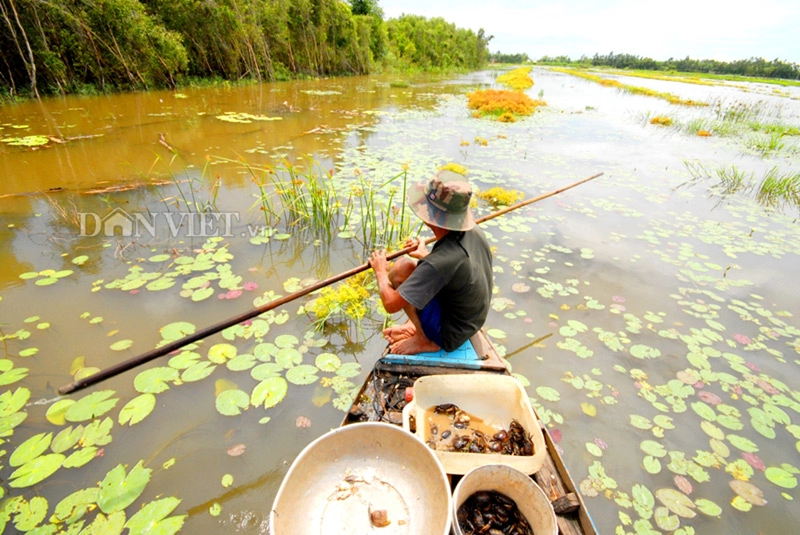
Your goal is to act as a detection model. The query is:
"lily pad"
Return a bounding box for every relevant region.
[109,340,133,351]
[64,390,119,422]
[134,367,179,393]
[654,488,696,518]
[9,432,53,467]
[98,461,151,514]
[119,394,156,426]
[125,497,185,535]
[765,466,797,489]
[251,376,288,408]
[315,352,342,372]
[9,453,66,488]
[286,365,319,385]
[216,389,250,416]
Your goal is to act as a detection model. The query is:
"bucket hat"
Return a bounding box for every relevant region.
[407,170,476,231]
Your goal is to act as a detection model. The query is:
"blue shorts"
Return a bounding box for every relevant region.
[418,297,444,348]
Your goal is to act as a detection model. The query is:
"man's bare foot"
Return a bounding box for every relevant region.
[383,321,415,343]
[389,334,440,355]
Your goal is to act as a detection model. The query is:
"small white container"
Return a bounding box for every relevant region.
[402,374,546,475]
[452,464,557,535]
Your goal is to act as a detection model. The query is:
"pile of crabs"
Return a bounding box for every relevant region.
[427,403,534,456]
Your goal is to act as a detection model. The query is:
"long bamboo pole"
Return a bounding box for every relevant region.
[58,172,602,395]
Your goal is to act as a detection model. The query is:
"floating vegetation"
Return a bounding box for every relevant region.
[308,271,379,337]
[215,112,283,123]
[467,89,544,120]
[497,66,534,90]
[650,115,674,127]
[1,134,50,147]
[476,187,524,206]
[554,67,708,106]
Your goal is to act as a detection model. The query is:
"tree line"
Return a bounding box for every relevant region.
[537,52,800,81]
[0,0,491,98]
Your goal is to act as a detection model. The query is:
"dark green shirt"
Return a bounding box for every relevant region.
[398,227,493,351]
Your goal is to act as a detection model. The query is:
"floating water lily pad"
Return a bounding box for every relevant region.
[655,488,696,518]
[216,389,250,416]
[51,426,83,453]
[63,446,98,469]
[110,340,133,351]
[119,394,156,426]
[181,361,216,382]
[134,367,179,393]
[729,479,766,505]
[208,343,237,363]
[126,496,186,535]
[9,453,65,488]
[64,390,118,422]
[315,352,341,372]
[9,432,53,467]
[98,461,151,514]
[251,376,288,408]
[765,466,797,489]
[286,365,319,385]
[160,321,197,341]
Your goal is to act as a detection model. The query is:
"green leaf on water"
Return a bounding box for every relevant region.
[18,347,38,357]
[46,398,74,425]
[216,389,250,416]
[276,347,302,368]
[9,432,53,467]
[168,350,201,370]
[125,497,186,535]
[181,361,216,382]
[727,434,758,452]
[536,386,561,402]
[336,362,361,378]
[12,495,49,531]
[286,365,319,385]
[72,255,89,266]
[209,502,222,517]
[654,506,680,531]
[222,474,234,488]
[149,254,172,263]
[315,352,341,372]
[134,367,179,393]
[9,453,65,488]
[641,440,667,458]
[694,498,722,517]
[63,446,98,469]
[98,461,151,514]
[251,377,288,408]
[51,425,83,453]
[52,487,99,524]
[690,401,716,422]
[274,334,299,348]
[208,343,237,363]
[191,286,215,301]
[119,394,156,426]
[110,340,133,351]
[643,455,662,474]
[35,277,58,286]
[251,362,283,381]
[630,415,653,430]
[630,344,661,359]
[160,321,196,341]
[65,390,119,422]
[765,466,797,489]
[227,353,257,371]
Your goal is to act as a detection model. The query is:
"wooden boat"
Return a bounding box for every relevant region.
[341,329,599,535]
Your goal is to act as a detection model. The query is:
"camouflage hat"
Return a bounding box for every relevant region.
[407,170,475,231]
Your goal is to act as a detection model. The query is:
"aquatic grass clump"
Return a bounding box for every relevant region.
[467,89,544,120]
[683,161,800,212]
[497,67,534,90]
[746,132,786,156]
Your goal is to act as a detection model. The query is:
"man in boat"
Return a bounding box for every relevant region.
[369,170,493,355]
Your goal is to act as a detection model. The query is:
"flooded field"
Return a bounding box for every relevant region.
[1,67,799,534]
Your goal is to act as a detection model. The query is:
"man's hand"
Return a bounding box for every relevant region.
[369,249,389,275]
[405,238,428,260]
